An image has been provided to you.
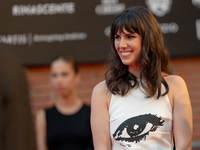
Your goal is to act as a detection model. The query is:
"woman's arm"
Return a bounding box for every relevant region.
[91,81,112,150]
[168,75,193,150]
[35,109,48,150]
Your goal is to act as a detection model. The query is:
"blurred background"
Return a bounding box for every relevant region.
[0,0,199,149]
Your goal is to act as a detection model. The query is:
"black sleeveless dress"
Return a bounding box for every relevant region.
[45,105,94,150]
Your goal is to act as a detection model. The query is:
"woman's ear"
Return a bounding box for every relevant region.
[75,73,81,85]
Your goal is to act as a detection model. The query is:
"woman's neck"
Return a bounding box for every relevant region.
[55,92,83,115]
[128,64,141,78]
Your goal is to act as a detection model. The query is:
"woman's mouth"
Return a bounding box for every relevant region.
[57,87,65,91]
[120,50,133,57]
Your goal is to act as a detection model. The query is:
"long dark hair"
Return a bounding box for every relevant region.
[105,6,171,99]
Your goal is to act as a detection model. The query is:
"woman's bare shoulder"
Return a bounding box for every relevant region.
[92,80,111,104]
[164,74,186,86]
[93,80,108,93]
[36,109,46,121]
[163,74,188,94]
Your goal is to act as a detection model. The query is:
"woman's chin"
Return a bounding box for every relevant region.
[122,60,132,66]
[56,90,67,96]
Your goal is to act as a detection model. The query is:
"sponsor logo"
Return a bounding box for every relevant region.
[145,0,173,17]
[95,0,125,15]
[12,2,75,16]
[196,19,200,40]
[192,0,200,8]
[33,32,87,43]
[0,32,87,45]
[159,22,179,34]
[0,34,28,45]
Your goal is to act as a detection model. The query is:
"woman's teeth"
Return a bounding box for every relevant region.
[121,51,132,56]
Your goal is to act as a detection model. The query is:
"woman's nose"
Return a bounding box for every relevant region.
[56,76,63,83]
[119,38,127,49]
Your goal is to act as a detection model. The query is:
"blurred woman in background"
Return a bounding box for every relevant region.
[36,55,93,150]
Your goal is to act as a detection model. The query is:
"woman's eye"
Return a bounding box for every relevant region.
[112,114,165,147]
[51,73,57,78]
[115,35,120,39]
[62,72,68,77]
[128,36,135,39]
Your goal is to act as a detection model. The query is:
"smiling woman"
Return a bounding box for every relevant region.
[91,6,193,150]
[114,30,142,69]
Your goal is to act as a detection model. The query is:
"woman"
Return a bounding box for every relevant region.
[91,6,193,150]
[36,55,93,150]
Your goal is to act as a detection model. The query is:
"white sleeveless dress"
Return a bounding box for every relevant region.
[109,83,173,150]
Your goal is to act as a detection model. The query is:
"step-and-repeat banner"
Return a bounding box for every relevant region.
[0,0,199,66]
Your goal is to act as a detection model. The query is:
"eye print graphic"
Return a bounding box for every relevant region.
[113,114,165,143]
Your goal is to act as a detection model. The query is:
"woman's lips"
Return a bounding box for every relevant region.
[57,87,65,91]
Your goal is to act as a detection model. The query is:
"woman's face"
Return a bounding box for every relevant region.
[50,59,79,96]
[114,28,142,67]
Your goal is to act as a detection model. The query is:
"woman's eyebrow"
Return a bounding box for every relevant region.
[115,31,136,35]
[123,32,136,36]
[126,31,136,34]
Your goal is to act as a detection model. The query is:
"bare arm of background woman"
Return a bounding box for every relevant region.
[167,75,193,150]
[91,81,112,150]
[35,109,48,150]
